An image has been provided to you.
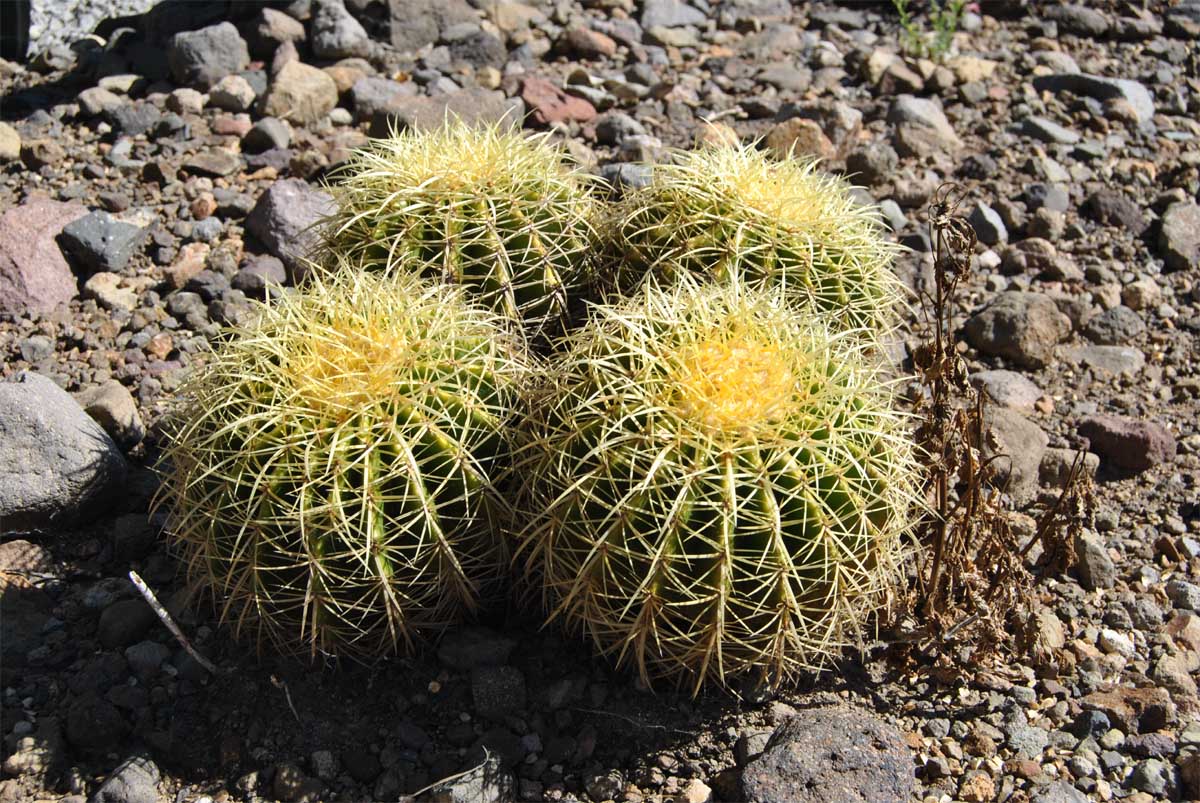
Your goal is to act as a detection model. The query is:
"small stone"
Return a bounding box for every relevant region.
[845,143,898,186]
[368,88,521,137]
[208,75,256,112]
[0,121,19,162]
[1128,758,1177,798]
[232,254,288,296]
[309,750,337,781]
[77,87,125,117]
[740,707,913,803]
[1060,345,1145,377]
[98,599,156,649]
[1159,202,1200,271]
[969,202,1008,245]
[959,772,995,802]
[163,242,211,291]
[349,76,418,123]
[1083,189,1147,235]
[89,755,160,803]
[1078,414,1176,472]
[311,0,372,59]
[250,8,307,58]
[166,88,206,115]
[66,694,129,752]
[245,179,335,281]
[641,0,705,28]
[1167,580,1200,612]
[168,22,250,90]
[1080,686,1176,734]
[77,380,144,449]
[260,61,339,127]
[764,118,836,162]
[887,95,962,157]
[1021,116,1080,144]
[963,291,1071,368]
[1032,73,1155,127]
[59,212,148,275]
[970,370,1042,412]
[563,27,617,59]
[521,76,596,125]
[20,138,65,170]
[1075,532,1116,590]
[124,640,171,681]
[243,118,291,154]
[438,627,517,670]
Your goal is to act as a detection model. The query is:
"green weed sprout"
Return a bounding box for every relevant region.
[514,277,916,693]
[154,266,533,659]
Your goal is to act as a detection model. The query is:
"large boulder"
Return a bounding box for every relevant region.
[741,706,914,803]
[0,372,126,530]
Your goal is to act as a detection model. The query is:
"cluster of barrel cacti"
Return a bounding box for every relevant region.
[154,119,916,692]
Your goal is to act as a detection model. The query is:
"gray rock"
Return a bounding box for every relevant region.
[78,87,125,117]
[168,22,250,91]
[1024,183,1070,213]
[123,641,171,682]
[1031,73,1155,127]
[970,370,1042,412]
[0,121,19,162]
[968,202,1007,245]
[1078,414,1175,472]
[1039,448,1099,489]
[1075,532,1116,590]
[963,291,1071,368]
[98,599,156,649]
[245,178,336,281]
[1006,721,1049,759]
[1083,189,1147,235]
[597,162,653,193]
[66,694,129,752]
[260,61,339,126]
[1159,202,1200,271]
[0,198,87,317]
[1083,305,1144,345]
[89,755,160,803]
[233,255,288,297]
[349,76,419,123]
[1045,4,1111,36]
[1128,758,1177,797]
[368,88,523,137]
[1021,116,1080,145]
[594,111,646,146]
[1060,345,1144,377]
[77,380,144,449]
[387,0,477,53]
[109,103,162,137]
[0,372,127,530]
[208,75,257,112]
[249,8,307,58]
[641,0,706,28]
[1168,580,1200,612]
[983,406,1048,505]
[243,118,291,154]
[438,627,517,670]
[311,0,372,59]
[887,95,962,157]
[741,707,913,803]
[59,212,148,275]
[845,143,898,187]
[18,334,53,363]
[447,30,507,69]
[1031,780,1090,803]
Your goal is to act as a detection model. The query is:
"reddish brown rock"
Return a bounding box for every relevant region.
[520,76,597,125]
[1080,686,1176,734]
[563,27,618,58]
[764,118,837,162]
[1078,414,1176,472]
[0,197,88,317]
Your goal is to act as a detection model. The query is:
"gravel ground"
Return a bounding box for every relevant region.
[1,1,1199,802]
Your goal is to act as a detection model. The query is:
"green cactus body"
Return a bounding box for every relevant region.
[321,121,599,341]
[516,279,915,692]
[155,268,532,659]
[608,142,903,332]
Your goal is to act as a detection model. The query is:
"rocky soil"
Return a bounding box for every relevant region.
[1,1,1199,802]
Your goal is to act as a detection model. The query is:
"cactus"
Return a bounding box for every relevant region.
[320,120,600,341]
[153,267,533,659]
[605,141,903,331]
[514,278,916,693]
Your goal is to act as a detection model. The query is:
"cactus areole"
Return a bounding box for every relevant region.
[155,269,532,660]
[516,279,915,693]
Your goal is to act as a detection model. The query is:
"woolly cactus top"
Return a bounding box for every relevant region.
[516,278,918,692]
[155,267,533,659]
[320,121,599,341]
[609,142,904,332]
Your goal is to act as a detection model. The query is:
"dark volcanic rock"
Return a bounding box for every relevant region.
[168,22,250,91]
[245,178,335,282]
[741,707,914,803]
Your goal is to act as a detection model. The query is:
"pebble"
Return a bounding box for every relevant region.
[77,380,145,448]
[887,95,963,157]
[1158,202,1200,271]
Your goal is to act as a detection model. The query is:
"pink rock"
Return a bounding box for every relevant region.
[1078,414,1176,473]
[520,76,597,126]
[0,197,88,317]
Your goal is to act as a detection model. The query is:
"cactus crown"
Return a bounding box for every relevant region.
[154,266,532,659]
[320,119,599,341]
[516,278,917,693]
[607,141,904,332]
